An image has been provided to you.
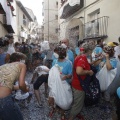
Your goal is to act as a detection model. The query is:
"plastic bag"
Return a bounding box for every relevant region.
[48,65,73,110]
[15,81,29,100]
[96,65,117,91]
[40,41,50,51]
[105,60,120,95]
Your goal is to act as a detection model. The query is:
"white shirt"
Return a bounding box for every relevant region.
[34,65,49,77]
[7,44,15,55]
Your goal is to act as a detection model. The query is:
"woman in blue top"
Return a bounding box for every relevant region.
[101,45,118,112]
[49,45,73,120]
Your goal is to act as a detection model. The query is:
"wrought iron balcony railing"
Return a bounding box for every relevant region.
[83,16,109,40]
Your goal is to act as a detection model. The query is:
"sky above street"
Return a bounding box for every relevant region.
[19,0,43,25]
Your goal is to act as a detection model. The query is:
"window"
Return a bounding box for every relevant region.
[42,26,44,29]
[56,1,58,7]
[88,9,100,21]
[23,15,26,26]
[55,15,58,20]
[55,28,58,33]
[23,14,26,19]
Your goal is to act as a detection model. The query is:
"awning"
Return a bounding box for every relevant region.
[60,0,84,19]
[4,24,14,33]
[0,3,5,14]
[68,0,80,6]
[0,0,15,33]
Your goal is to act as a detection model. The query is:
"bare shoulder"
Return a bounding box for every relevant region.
[18,63,26,69]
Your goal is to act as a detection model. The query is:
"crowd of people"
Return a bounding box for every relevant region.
[0,34,120,120]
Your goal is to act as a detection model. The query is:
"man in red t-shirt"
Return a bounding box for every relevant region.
[69,43,94,120]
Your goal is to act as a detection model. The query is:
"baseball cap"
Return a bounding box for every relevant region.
[107,42,116,47]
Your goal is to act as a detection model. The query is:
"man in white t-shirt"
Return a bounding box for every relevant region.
[31,65,49,107]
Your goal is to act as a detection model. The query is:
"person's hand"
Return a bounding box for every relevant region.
[88,70,94,76]
[105,53,109,59]
[31,80,34,84]
[61,75,69,80]
[25,87,29,92]
[61,75,67,80]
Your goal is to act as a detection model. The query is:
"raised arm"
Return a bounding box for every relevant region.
[18,63,29,92]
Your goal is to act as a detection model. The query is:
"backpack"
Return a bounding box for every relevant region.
[77,66,100,106]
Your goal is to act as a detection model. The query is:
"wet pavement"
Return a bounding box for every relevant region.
[18,72,117,120]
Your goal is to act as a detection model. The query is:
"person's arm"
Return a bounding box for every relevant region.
[90,58,102,66]
[13,85,19,91]
[62,74,72,80]
[76,66,94,76]
[105,54,112,70]
[18,63,29,92]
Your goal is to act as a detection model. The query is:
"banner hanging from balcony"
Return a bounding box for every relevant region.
[68,0,80,6]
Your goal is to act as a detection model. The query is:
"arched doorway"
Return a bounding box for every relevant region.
[65,18,83,48]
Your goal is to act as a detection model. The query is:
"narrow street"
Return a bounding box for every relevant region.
[19,72,116,120]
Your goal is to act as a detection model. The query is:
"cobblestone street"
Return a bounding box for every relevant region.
[19,72,117,120]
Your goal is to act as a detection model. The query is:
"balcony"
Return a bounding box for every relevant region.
[60,0,84,19]
[83,16,109,40]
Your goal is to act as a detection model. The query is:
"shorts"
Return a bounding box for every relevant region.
[33,74,49,90]
[69,88,85,118]
[0,95,23,120]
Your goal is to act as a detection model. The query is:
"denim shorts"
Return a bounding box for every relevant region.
[0,95,23,120]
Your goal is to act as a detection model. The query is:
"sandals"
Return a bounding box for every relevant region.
[48,108,55,118]
[61,114,67,120]
[76,113,85,120]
